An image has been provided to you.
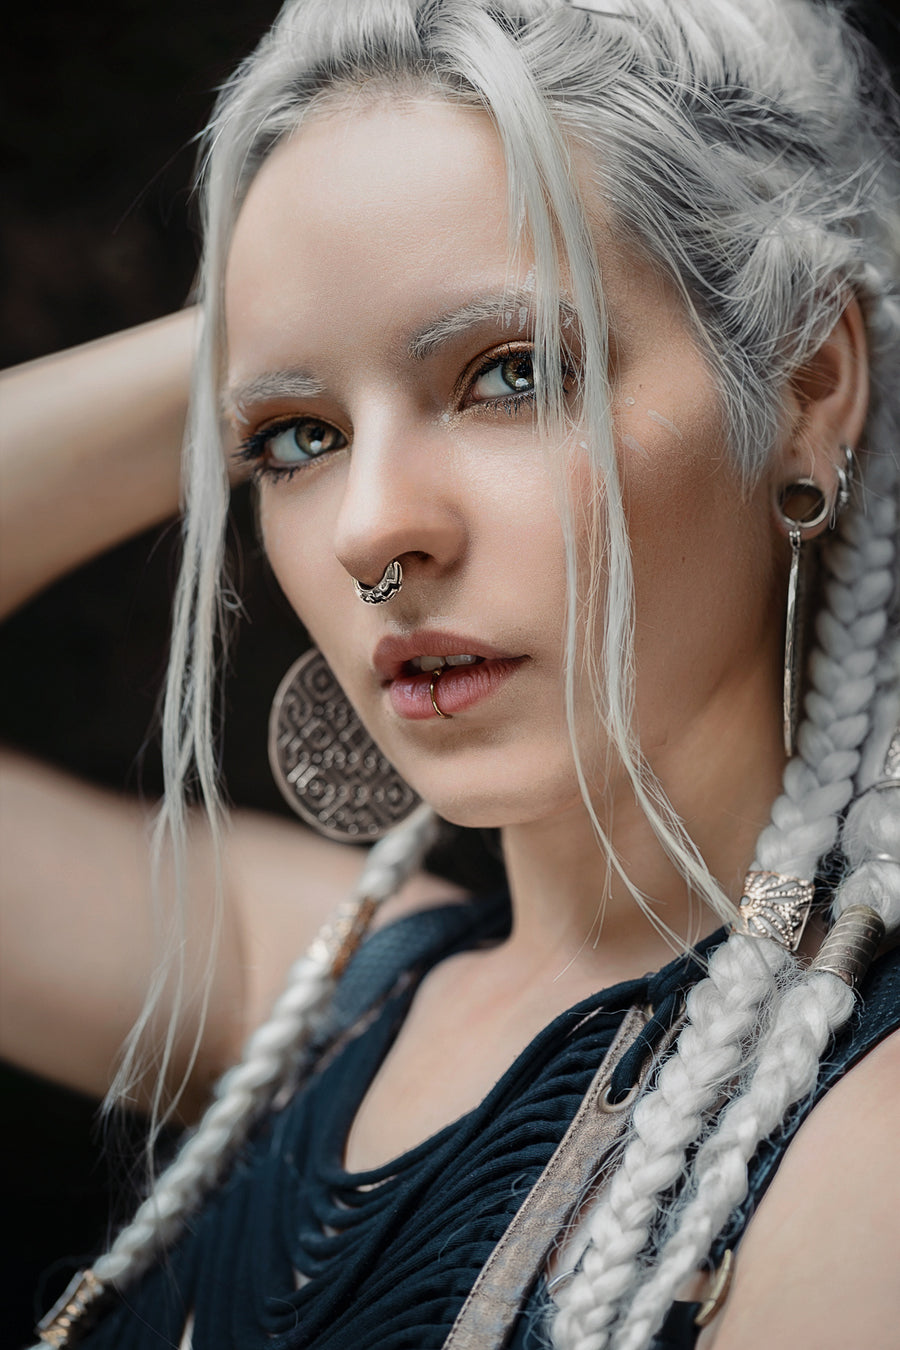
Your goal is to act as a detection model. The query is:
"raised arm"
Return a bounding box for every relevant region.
[0,748,382,1113]
[0,313,371,1109]
[0,308,196,619]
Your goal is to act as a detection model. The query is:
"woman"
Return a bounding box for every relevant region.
[2,0,898,1346]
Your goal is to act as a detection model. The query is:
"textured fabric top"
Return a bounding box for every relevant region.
[75,895,720,1349]
[71,896,900,1350]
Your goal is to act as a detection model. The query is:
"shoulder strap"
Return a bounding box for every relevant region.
[442,1004,652,1350]
[326,892,510,1037]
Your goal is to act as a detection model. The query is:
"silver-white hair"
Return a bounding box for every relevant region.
[80,3,900,1348]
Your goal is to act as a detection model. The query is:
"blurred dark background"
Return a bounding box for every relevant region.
[1,1,898,1345]
[1,5,304,1343]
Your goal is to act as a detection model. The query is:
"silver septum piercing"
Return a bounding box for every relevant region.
[354,560,403,604]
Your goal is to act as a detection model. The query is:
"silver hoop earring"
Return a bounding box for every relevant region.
[268,648,420,841]
[777,479,831,758]
[833,443,857,525]
[353,560,403,605]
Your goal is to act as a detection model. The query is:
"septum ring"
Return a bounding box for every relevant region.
[353,560,403,605]
[430,668,452,719]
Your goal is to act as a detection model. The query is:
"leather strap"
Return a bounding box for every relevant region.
[442,1002,651,1350]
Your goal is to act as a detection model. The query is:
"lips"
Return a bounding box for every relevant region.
[372,631,527,719]
[372,631,518,682]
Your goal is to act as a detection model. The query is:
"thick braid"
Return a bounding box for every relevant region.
[614,975,854,1350]
[552,455,897,1350]
[86,805,437,1293]
[611,458,899,1350]
[92,947,335,1286]
[618,806,897,1350]
[549,936,783,1350]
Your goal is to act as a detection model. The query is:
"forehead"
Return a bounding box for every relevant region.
[225,100,515,354]
[230,95,508,240]
[223,94,685,392]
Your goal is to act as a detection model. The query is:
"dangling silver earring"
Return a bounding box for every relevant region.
[354,560,402,605]
[777,450,856,757]
[268,648,420,841]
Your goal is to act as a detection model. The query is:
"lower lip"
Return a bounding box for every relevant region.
[386,658,525,720]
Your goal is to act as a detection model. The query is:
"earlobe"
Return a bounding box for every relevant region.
[777,296,869,519]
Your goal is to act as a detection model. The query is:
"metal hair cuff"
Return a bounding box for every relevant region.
[37,1268,105,1346]
[809,905,886,990]
[308,893,380,979]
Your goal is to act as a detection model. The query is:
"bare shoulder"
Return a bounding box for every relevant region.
[703,1027,900,1349]
[226,808,470,1040]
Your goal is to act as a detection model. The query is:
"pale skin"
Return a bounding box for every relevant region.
[0,94,896,1347]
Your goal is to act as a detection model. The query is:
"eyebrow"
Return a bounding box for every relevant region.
[407,289,580,361]
[225,290,580,419]
[224,368,326,422]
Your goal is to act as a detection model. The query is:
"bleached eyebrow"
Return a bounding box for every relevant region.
[407,290,580,361]
[224,368,326,422]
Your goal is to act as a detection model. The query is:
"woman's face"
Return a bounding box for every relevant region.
[224,98,782,830]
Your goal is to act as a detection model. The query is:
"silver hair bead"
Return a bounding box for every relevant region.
[809,905,886,990]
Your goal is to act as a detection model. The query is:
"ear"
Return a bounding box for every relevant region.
[774,297,869,536]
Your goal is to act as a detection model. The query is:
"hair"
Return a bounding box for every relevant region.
[54,2,900,1348]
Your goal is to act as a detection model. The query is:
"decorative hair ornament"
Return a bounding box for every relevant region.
[694,1248,735,1330]
[308,892,381,979]
[36,1271,105,1347]
[353,559,402,604]
[809,905,886,989]
[733,869,816,951]
[268,647,421,840]
[884,723,900,778]
[854,736,900,797]
[777,446,857,756]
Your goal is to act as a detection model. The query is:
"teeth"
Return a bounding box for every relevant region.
[409,654,481,672]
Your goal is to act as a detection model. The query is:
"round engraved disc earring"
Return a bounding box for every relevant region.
[268,648,421,841]
[354,560,403,605]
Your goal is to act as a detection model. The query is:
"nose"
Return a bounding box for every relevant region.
[333,411,466,591]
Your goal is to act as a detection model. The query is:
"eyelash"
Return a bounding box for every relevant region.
[234,343,538,484]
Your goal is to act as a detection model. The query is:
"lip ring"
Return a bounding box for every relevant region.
[429,668,453,719]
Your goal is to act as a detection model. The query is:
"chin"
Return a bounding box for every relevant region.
[412,764,585,833]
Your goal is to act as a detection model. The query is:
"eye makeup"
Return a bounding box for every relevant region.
[233,341,547,483]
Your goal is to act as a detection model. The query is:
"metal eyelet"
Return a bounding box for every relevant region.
[599,1079,641,1113]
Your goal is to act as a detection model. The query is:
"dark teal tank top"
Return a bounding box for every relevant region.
[67,894,900,1350]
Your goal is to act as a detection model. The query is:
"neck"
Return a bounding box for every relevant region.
[500,673,786,986]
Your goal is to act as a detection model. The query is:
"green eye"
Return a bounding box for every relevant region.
[267,419,347,463]
[471,352,536,401]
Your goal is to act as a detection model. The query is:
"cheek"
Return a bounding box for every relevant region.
[256,483,345,632]
[622,431,777,716]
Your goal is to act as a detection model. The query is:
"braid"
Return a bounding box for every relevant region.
[552,443,898,1350]
[613,974,855,1350]
[549,936,783,1349]
[86,805,437,1293]
[589,451,899,1350]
